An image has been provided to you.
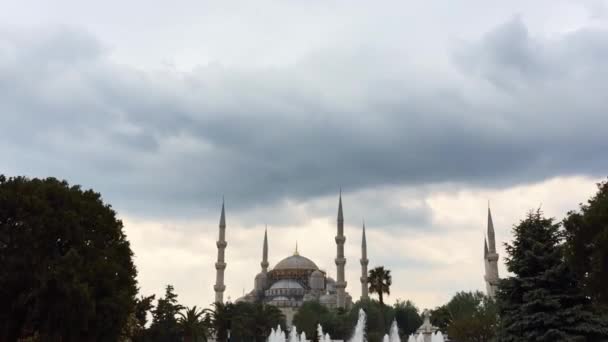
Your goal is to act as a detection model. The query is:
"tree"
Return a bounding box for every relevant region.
[224,302,285,342]
[349,300,395,342]
[208,302,233,342]
[446,291,485,321]
[563,178,608,309]
[133,294,156,341]
[0,175,137,341]
[430,305,451,332]
[446,294,497,342]
[393,300,422,337]
[250,303,285,342]
[368,266,392,306]
[497,210,608,341]
[179,306,210,342]
[148,285,183,342]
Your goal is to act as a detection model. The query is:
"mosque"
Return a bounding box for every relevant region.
[211,193,500,323]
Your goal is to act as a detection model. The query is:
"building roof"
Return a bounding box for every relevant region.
[273,254,319,271]
[270,279,304,289]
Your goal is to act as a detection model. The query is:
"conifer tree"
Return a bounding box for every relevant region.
[497,210,608,341]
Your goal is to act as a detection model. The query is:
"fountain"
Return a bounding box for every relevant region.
[317,324,333,342]
[268,325,286,342]
[267,306,444,342]
[407,310,444,342]
[349,308,367,342]
[288,326,299,342]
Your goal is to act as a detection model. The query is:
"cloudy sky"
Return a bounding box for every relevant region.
[2,0,608,310]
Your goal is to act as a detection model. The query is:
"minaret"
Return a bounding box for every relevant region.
[360,221,369,301]
[484,206,500,299]
[214,201,227,303]
[335,191,347,308]
[261,226,269,273]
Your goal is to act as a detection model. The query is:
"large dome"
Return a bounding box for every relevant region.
[273,254,318,271]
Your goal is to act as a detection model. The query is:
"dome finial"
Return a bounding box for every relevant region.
[294,241,299,256]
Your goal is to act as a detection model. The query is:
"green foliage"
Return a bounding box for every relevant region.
[293,301,352,341]
[350,300,395,342]
[563,178,608,309]
[178,306,210,342]
[293,301,331,340]
[0,175,137,341]
[147,285,184,342]
[497,210,608,341]
[209,302,232,342]
[446,291,485,321]
[430,305,451,332]
[393,300,422,337]
[133,294,156,339]
[368,266,392,306]
[227,302,286,342]
[446,294,497,342]
[430,292,497,341]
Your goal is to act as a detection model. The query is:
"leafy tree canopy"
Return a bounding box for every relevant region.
[563,178,608,309]
[368,266,392,306]
[0,175,137,342]
[497,210,608,341]
[393,299,422,337]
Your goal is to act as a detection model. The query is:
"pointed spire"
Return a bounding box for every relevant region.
[360,219,369,300]
[361,220,367,256]
[484,237,488,258]
[219,199,226,228]
[487,205,496,253]
[294,241,299,256]
[214,198,227,303]
[338,189,344,222]
[261,225,269,272]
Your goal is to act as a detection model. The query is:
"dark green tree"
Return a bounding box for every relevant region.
[368,266,392,306]
[293,301,352,341]
[349,300,395,342]
[497,210,608,341]
[179,306,210,342]
[227,302,285,342]
[446,294,497,342]
[393,300,422,337]
[446,291,485,320]
[563,178,608,309]
[148,285,183,342]
[430,305,451,332]
[293,301,331,340]
[208,302,233,342]
[0,175,137,341]
[133,294,156,341]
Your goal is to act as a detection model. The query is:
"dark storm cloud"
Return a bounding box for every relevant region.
[1,19,608,219]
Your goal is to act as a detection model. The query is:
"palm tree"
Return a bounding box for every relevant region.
[253,303,285,342]
[178,306,209,342]
[368,266,392,306]
[207,302,233,342]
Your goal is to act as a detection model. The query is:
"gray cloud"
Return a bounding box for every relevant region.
[1,19,608,220]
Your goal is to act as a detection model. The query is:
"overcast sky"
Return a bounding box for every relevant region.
[2,0,608,310]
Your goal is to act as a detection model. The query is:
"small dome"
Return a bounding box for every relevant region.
[255,272,267,280]
[270,279,304,290]
[273,254,318,271]
[311,270,324,278]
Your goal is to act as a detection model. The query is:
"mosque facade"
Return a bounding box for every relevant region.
[213,193,366,323]
[212,193,500,322]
